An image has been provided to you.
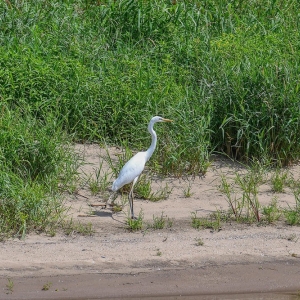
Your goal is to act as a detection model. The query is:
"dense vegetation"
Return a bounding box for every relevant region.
[1,0,300,236]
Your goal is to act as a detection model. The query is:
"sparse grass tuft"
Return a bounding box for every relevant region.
[287,233,297,242]
[126,210,144,231]
[262,199,281,224]
[284,185,300,225]
[6,279,14,294]
[42,282,52,291]
[219,165,300,226]
[271,170,289,193]
[111,203,123,213]
[152,213,166,230]
[284,210,300,226]
[135,175,172,202]
[149,212,172,230]
[183,182,194,198]
[195,238,204,246]
[88,162,111,196]
[191,212,221,231]
[220,162,267,223]
[62,220,94,236]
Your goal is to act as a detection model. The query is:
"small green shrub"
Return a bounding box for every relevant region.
[262,199,281,224]
[150,212,172,230]
[271,170,288,193]
[195,238,204,246]
[126,210,143,231]
[191,212,221,231]
[285,210,300,226]
[183,183,193,198]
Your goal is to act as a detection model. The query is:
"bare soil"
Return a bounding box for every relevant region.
[0,144,300,299]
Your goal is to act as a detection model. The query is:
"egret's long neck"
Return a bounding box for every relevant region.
[145,121,157,161]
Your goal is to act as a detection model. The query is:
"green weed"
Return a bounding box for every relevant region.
[152,214,165,230]
[111,203,123,213]
[195,238,204,246]
[191,212,221,231]
[150,212,172,230]
[285,210,300,226]
[220,175,243,220]
[262,199,281,224]
[183,183,194,198]
[135,174,152,199]
[62,220,94,236]
[271,170,289,193]
[234,163,266,222]
[148,183,172,202]
[126,210,144,231]
[284,186,300,225]
[135,175,172,202]
[88,162,111,196]
[42,282,52,291]
[6,279,14,294]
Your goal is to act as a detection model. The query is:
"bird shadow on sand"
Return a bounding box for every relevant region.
[91,210,127,225]
[92,210,112,217]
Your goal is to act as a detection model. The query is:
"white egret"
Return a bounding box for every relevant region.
[107,116,173,219]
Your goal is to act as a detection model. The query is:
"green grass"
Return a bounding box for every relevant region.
[149,212,172,230]
[0,108,79,239]
[284,185,300,225]
[126,210,144,231]
[135,174,172,202]
[191,212,221,231]
[6,279,14,294]
[87,161,111,196]
[183,182,194,198]
[42,282,52,291]
[262,198,281,224]
[1,0,300,237]
[219,166,300,225]
[271,170,289,193]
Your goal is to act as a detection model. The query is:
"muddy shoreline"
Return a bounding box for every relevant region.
[1,260,299,299]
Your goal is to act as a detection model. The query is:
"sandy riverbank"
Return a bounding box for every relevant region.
[0,144,299,299]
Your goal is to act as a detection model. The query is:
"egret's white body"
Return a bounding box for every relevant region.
[108,116,172,219]
[112,152,147,192]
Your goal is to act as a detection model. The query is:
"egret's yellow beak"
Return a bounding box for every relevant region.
[162,118,173,122]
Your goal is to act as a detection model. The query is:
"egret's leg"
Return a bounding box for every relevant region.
[129,176,139,219]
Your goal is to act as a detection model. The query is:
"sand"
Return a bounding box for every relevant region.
[0,144,299,299]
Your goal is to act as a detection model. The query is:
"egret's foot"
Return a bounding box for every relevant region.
[131,215,138,220]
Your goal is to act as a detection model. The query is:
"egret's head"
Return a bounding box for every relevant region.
[151,116,173,123]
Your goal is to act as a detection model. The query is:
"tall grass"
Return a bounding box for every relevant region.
[2,0,300,165]
[0,105,78,238]
[1,0,300,235]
